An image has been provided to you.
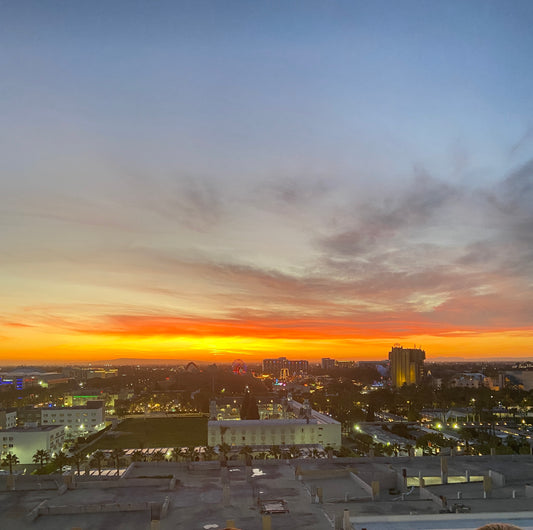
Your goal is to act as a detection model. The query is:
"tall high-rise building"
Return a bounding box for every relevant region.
[321,357,336,370]
[389,345,425,387]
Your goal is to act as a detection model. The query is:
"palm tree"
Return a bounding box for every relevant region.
[131,450,145,462]
[309,448,321,459]
[268,445,281,459]
[288,445,301,459]
[239,445,253,465]
[281,447,291,460]
[203,446,216,461]
[171,447,181,462]
[32,449,50,469]
[182,446,195,462]
[218,442,231,463]
[1,453,20,475]
[392,443,400,457]
[110,448,125,476]
[70,452,86,475]
[150,450,165,462]
[52,451,69,475]
[336,446,355,458]
[383,444,394,457]
[90,450,105,476]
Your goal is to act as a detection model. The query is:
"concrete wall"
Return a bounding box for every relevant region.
[419,486,446,508]
[356,464,398,491]
[121,462,136,479]
[39,502,150,515]
[348,471,373,497]
[160,496,170,518]
[0,475,60,491]
[296,468,357,480]
[489,469,506,488]
[27,494,172,522]
[26,500,48,522]
[77,477,170,489]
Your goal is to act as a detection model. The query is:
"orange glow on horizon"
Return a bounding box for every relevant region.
[1,314,532,364]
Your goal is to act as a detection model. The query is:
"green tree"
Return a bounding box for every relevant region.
[382,444,394,457]
[336,445,355,457]
[90,450,105,476]
[150,450,165,462]
[171,447,182,462]
[240,391,250,419]
[415,433,453,456]
[131,450,145,462]
[390,423,413,439]
[52,451,69,475]
[309,448,321,459]
[218,442,231,462]
[288,445,301,459]
[181,446,195,462]
[240,392,260,420]
[114,399,130,418]
[110,448,125,476]
[32,449,50,469]
[203,446,216,461]
[391,443,400,457]
[1,453,19,475]
[268,445,281,459]
[239,445,254,464]
[70,452,86,475]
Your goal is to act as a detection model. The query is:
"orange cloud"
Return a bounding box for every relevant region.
[1,310,532,364]
[67,312,533,340]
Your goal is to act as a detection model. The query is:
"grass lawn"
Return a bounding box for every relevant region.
[89,416,208,451]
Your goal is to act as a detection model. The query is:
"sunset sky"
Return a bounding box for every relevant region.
[1,1,533,364]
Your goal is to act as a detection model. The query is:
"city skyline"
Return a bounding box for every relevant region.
[1,1,533,363]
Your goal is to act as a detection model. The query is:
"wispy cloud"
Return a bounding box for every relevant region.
[318,173,461,257]
[140,175,226,231]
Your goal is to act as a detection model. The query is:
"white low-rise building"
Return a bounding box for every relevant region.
[0,409,17,430]
[1,426,65,463]
[41,400,105,436]
[208,400,341,449]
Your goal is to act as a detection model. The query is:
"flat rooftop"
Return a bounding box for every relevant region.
[210,418,327,426]
[43,402,104,410]
[1,455,533,529]
[4,426,63,433]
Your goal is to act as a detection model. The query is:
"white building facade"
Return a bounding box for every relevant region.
[41,400,105,436]
[208,400,341,450]
[0,410,17,430]
[1,426,65,463]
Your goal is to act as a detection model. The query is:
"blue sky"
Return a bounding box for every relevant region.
[3,0,532,178]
